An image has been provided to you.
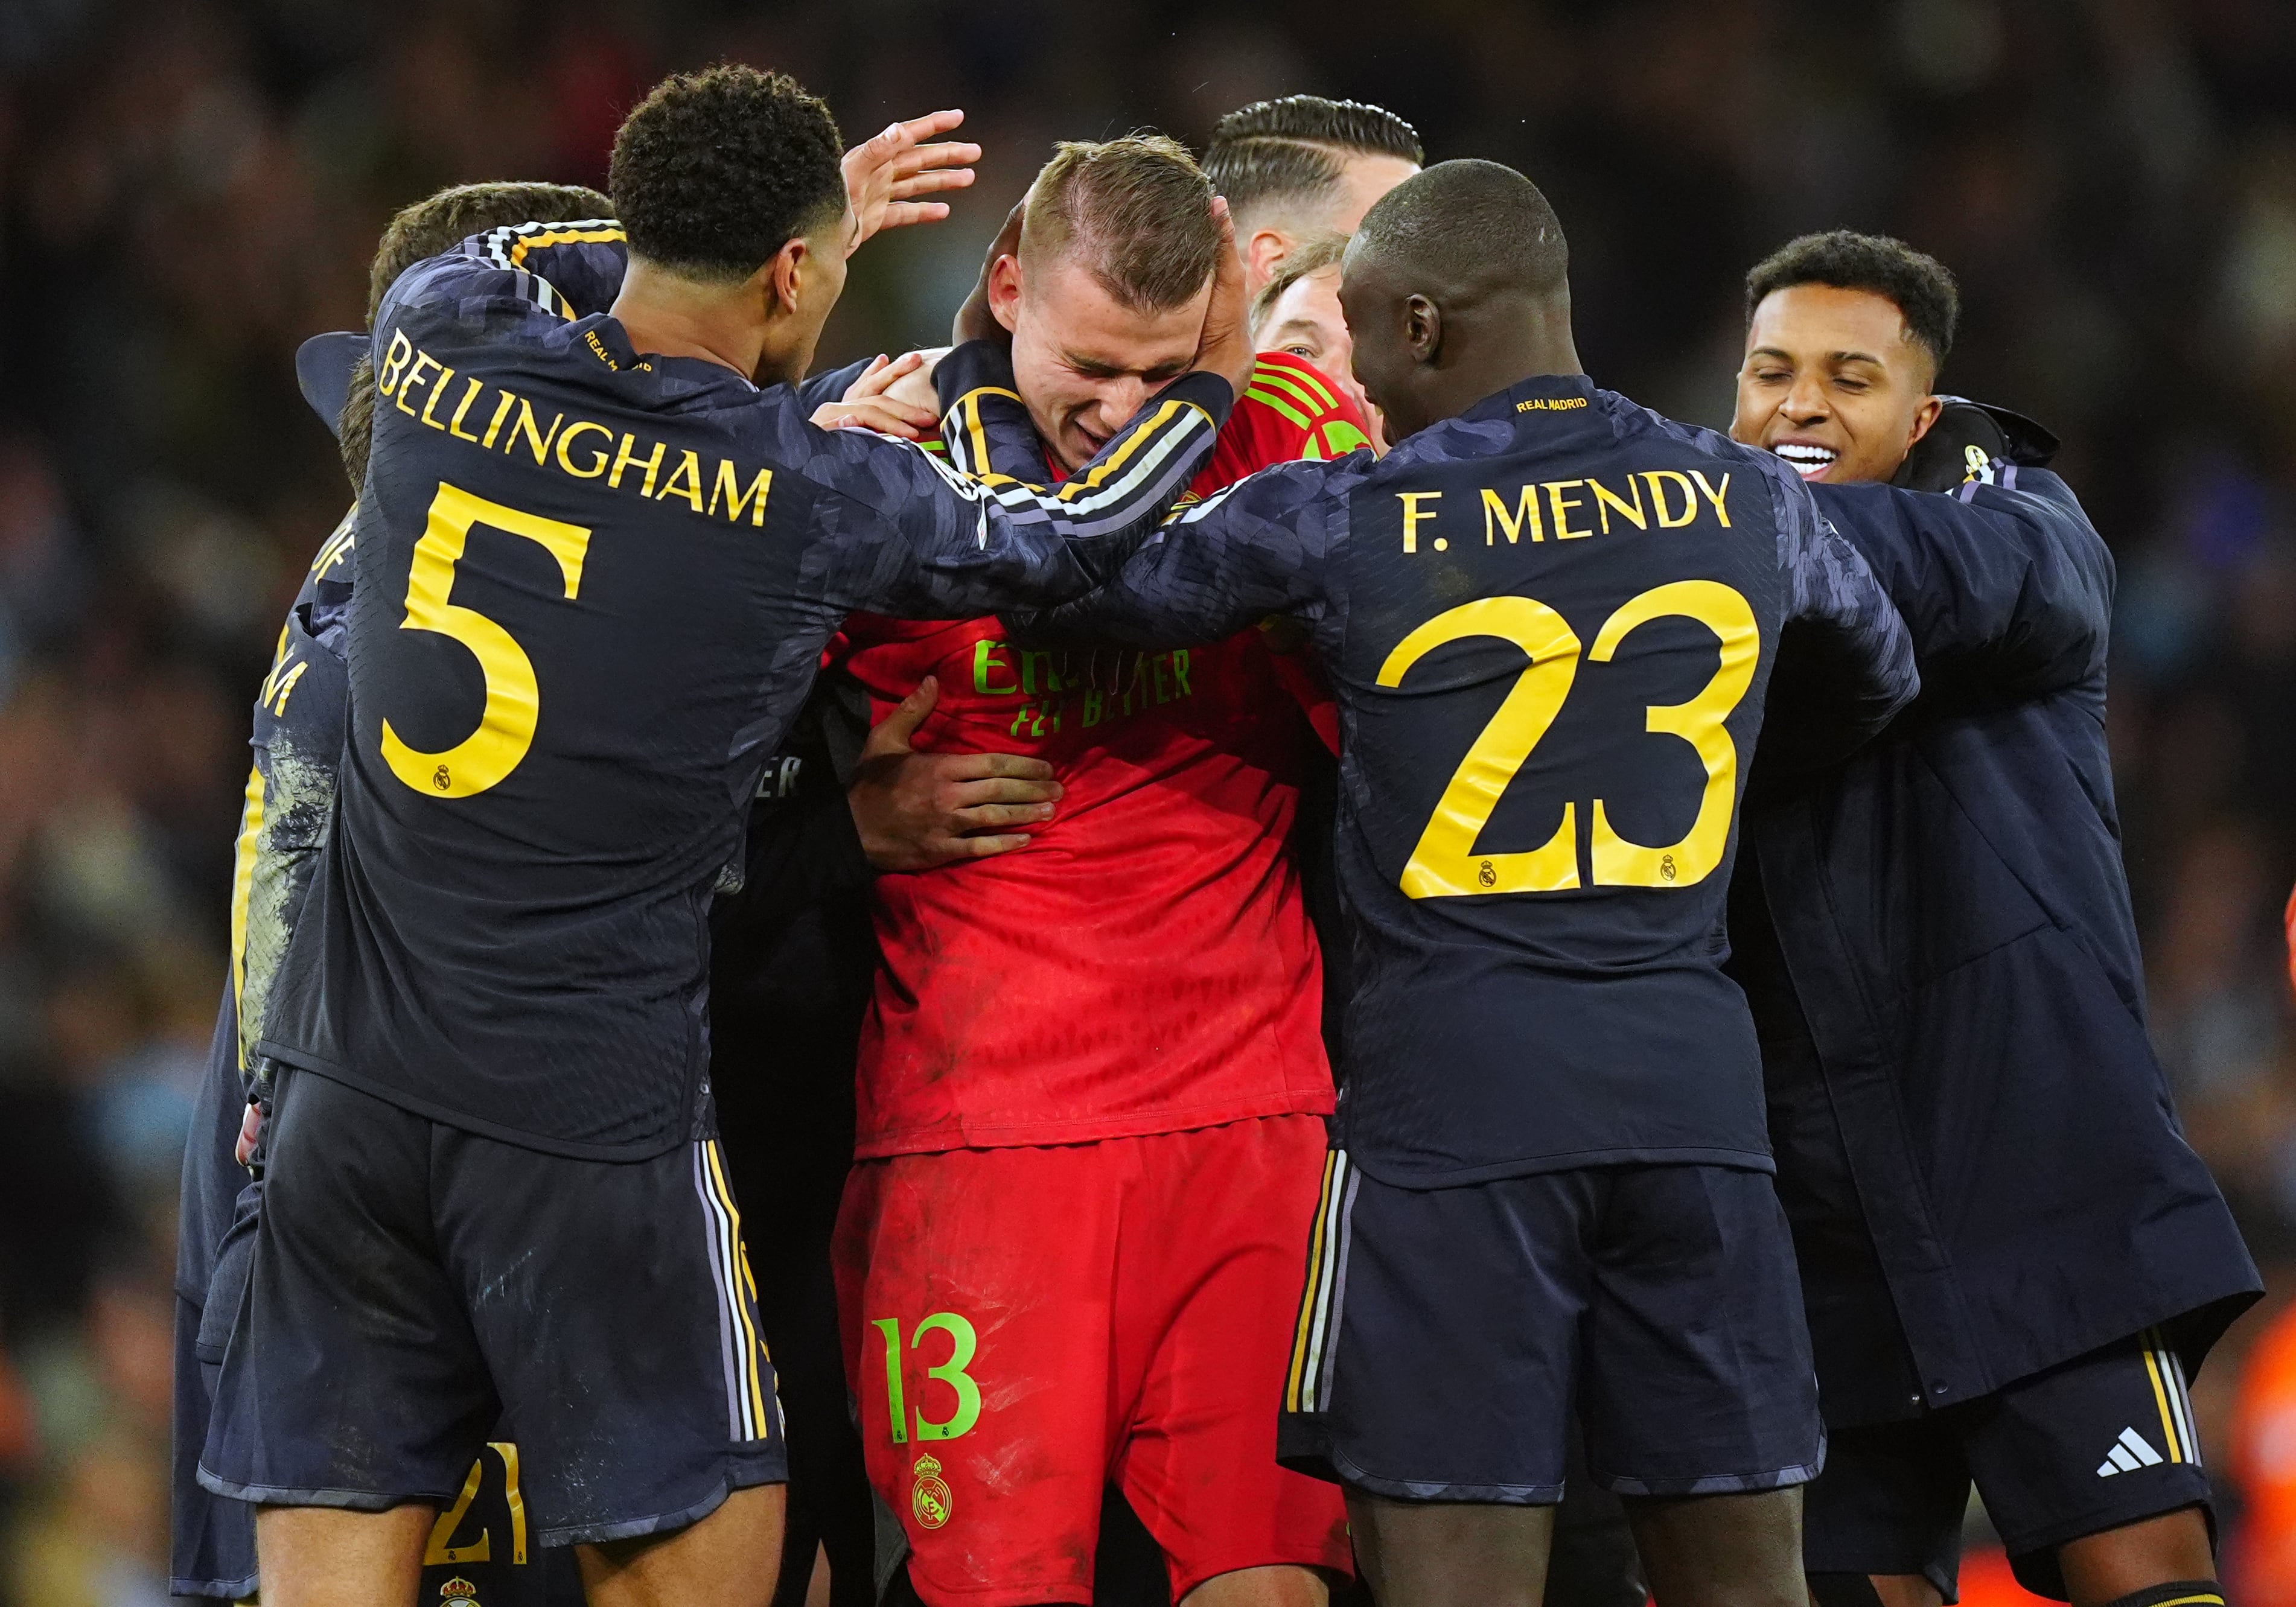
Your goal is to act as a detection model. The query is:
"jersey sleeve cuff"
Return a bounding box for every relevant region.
[1159,371,1236,430]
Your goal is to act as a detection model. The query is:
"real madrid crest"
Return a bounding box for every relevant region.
[440,1576,480,1607]
[911,1452,953,1530]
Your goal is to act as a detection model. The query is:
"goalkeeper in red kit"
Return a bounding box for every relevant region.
[817,136,1366,1607]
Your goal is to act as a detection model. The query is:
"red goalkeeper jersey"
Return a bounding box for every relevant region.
[840,353,1369,1156]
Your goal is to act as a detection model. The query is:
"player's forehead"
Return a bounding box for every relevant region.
[1267,266,1345,336]
[1745,282,1918,369]
[1024,249,1205,369]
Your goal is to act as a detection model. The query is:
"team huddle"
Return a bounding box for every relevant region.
[169,62,2260,1607]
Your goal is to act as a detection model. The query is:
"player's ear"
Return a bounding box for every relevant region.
[759,238,807,317]
[987,252,1022,334]
[1905,392,1945,451]
[1403,294,1442,366]
[1246,229,1290,289]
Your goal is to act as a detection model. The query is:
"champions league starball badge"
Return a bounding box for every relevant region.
[911,1453,953,1529]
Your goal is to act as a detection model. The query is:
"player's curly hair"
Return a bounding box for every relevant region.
[608,63,846,284]
[1204,95,1422,228]
[1746,231,1960,371]
[1024,135,1222,313]
[342,180,614,490]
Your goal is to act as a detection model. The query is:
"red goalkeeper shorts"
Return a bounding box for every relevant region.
[833,1115,1351,1606]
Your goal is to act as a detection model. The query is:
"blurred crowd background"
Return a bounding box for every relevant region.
[0,0,2292,1602]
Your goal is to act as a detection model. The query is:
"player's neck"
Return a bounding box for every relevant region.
[611,259,771,384]
[1433,298,1583,422]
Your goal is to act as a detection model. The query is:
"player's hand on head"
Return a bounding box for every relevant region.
[812,351,941,439]
[849,675,1063,871]
[844,109,980,252]
[953,197,1027,347]
[1193,197,1257,397]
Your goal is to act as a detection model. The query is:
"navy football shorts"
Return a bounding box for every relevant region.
[1278,1151,1822,1503]
[1805,1328,2213,1602]
[198,1067,785,1545]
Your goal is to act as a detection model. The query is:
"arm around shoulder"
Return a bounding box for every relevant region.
[1811,467,2111,703]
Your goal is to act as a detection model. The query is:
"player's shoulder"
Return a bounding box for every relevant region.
[1592,386,1808,515]
[1224,352,1374,466]
[1594,387,1785,473]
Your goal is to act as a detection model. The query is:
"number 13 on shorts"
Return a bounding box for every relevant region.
[870,1313,984,1444]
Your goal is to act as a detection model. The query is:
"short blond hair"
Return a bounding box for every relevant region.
[1020,134,1222,313]
[1250,231,1349,339]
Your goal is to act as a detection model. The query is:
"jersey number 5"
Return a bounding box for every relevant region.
[1378,581,1757,898]
[381,482,592,798]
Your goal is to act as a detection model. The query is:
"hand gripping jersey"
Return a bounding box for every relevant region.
[1021,372,1920,1186]
[838,350,1370,1154]
[257,224,1231,1160]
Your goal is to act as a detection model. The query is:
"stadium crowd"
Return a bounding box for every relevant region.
[0,1,2294,1603]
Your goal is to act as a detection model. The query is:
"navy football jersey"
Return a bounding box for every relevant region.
[1009,371,1918,1186]
[258,223,1229,1160]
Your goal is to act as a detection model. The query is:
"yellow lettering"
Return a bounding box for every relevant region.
[446,378,487,443]
[1587,476,1646,534]
[1691,470,1732,526]
[1152,654,1173,704]
[508,398,564,466]
[708,459,773,526]
[1019,649,1060,695]
[395,351,441,417]
[655,450,704,512]
[1172,648,1192,697]
[1545,480,1593,539]
[479,390,517,449]
[1082,688,1105,727]
[556,420,613,479]
[375,330,414,396]
[1481,485,1544,545]
[1398,490,1443,553]
[1644,471,1698,528]
[610,434,667,495]
[973,639,1019,696]
[419,364,458,430]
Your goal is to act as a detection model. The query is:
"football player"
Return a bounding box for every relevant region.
[1251,232,1380,449]
[176,179,611,1607]
[1202,95,1424,298]
[1726,230,2261,1607]
[181,101,996,1602]
[196,66,1250,1607]
[980,156,1921,1607]
[821,134,1367,1607]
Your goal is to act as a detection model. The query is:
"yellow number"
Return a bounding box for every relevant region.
[1383,582,1758,897]
[1589,581,1759,889]
[1378,596,1583,897]
[489,1440,528,1565]
[380,482,590,798]
[422,1442,526,1567]
[423,1454,490,1565]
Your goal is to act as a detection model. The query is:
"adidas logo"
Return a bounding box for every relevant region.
[2096,1428,2164,1477]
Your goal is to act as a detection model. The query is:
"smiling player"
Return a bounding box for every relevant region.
[1727,231,2259,1607]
